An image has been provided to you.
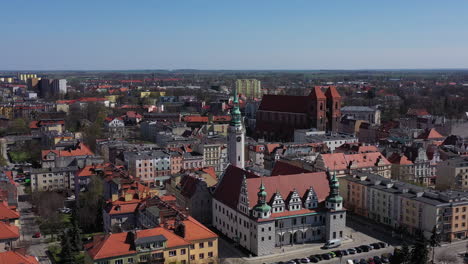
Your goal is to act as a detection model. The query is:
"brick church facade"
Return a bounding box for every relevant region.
[255,86,341,141]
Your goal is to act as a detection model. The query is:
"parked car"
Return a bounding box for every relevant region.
[334,250,343,257]
[300,258,310,263]
[378,242,387,248]
[311,255,322,261]
[360,245,372,252]
[347,248,356,254]
[322,239,341,249]
[32,232,41,238]
[355,247,362,253]
[371,243,381,249]
[359,259,368,264]
[309,257,320,263]
[321,253,331,260]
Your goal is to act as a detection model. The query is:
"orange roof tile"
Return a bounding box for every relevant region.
[180,216,217,241]
[0,222,19,240]
[0,202,20,221]
[418,128,444,140]
[324,86,341,99]
[42,143,94,158]
[388,153,413,165]
[0,251,39,264]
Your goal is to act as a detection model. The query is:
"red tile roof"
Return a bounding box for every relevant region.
[179,216,217,241]
[407,108,430,116]
[309,86,326,100]
[0,202,20,221]
[76,164,110,177]
[387,153,413,165]
[105,199,141,215]
[41,143,94,158]
[183,115,231,123]
[0,222,19,240]
[213,165,329,212]
[324,86,341,99]
[417,128,444,140]
[0,251,39,264]
[271,160,311,176]
[320,152,390,171]
[86,227,190,260]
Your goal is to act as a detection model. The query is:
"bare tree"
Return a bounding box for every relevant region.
[436,253,458,264]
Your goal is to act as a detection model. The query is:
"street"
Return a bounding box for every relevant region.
[17,184,52,264]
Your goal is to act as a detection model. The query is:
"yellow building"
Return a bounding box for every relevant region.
[0,105,13,119]
[85,219,218,264]
[105,95,120,103]
[140,91,166,98]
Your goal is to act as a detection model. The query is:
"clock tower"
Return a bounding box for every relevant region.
[228,86,245,169]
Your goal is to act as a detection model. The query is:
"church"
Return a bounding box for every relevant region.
[211,88,346,256]
[255,86,342,141]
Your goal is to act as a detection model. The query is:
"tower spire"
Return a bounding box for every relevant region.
[231,86,242,126]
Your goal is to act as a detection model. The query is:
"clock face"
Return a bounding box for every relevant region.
[236,136,242,142]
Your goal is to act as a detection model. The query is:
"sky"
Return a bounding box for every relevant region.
[1,1,468,70]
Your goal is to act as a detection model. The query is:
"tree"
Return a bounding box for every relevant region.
[411,239,429,264]
[69,210,82,252]
[9,118,30,135]
[59,230,74,264]
[429,225,441,264]
[391,243,411,264]
[77,175,104,233]
[436,253,458,264]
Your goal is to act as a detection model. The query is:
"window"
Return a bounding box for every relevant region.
[199,242,204,248]
[340,231,343,237]
[190,255,195,260]
[181,261,187,264]
[208,252,214,257]
[199,253,205,259]
[169,250,177,257]
[333,232,336,239]
[208,241,213,247]
[190,244,195,249]
[115,260,123,264]
[181,249,186,255]
[127,258,134,263]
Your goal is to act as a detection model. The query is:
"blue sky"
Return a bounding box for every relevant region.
[1,1,468,70]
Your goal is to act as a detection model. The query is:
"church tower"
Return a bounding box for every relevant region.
[325,86,341,132]
[325,170,346,242]
[228,86,245,168]
[252,181,271,219]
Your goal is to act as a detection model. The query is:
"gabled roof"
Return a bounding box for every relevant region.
[213,165,329,212]
[179,216,218,241]
[0,251,39,264]
[309,86,326,100]
[388,153,413,165]
[418,128,444,140]
[258,94,311,113]
[86,227,191,260]
[0,202,20,221]
[324,86,341,99]
[271,160,311,176]
[41,143,94,158]
[0,222,19,240]
[407,108,430,116]
[319,152,390,170]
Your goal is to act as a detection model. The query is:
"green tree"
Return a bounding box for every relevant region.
[411,239,429,264]
[429,225,441,264]
[391,243,411,264]
[69,210,82,252]
[10,118,30,135]
[77,175,104,233]
[59,230,74,264]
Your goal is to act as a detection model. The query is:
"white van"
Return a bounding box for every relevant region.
[322,239,341,249]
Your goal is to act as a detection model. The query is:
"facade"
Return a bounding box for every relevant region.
[182,152,204,170]
[193,137,228,173]
[436,158,468,190]
[235,79,262,100]
[125,151,171,187]
[255,86,341,141]
[341,172,468,241]
[30,166,77,191]
[212,165,345,256]
[341,106,381,125]
[50,79,67,95]
[293,130,358,152]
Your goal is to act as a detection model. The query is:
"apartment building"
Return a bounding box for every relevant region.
[436,157,468,190]
[125,150,171,187]
[315,152,391,178]
[30,166,77,191]
[341,172,468,241]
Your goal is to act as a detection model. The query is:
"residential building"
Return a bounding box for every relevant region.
[341,106,381,125]
[436,157,468,190]
[293,130,358,152]
[236,79,262,100]
[182,152,204,170]
[0,222,19,252]
[125,150,171,187]
[314,152,391,178]
[50,79,67,95]
[40,142,101,169]
[212,165,345,256]
[193,136,228,173]
[255,86,341,141]
[30,166,77,191]
[341,172,468,241]
[166,168,217,226]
